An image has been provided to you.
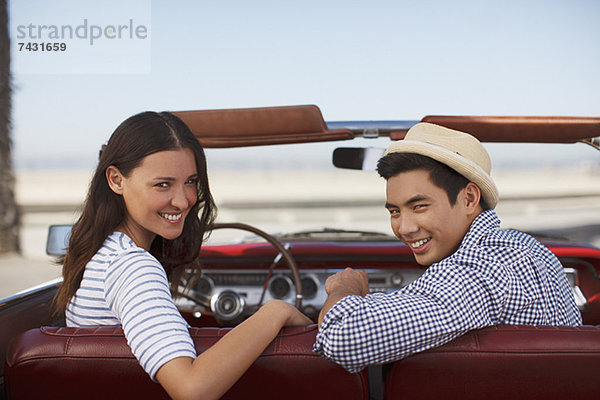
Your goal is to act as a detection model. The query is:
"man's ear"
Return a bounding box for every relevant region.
[462,182,482,213]
[106,165,125,195]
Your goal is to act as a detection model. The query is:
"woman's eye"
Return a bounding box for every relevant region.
[155,182,169,188]
[185,178,198,185]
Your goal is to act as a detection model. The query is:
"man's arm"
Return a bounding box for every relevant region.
[318,267,369,326]
[314,263,494,373]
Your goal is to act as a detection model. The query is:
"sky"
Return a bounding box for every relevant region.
[7,0,600,169]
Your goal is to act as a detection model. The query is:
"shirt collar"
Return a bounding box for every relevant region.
[457,209,501,249]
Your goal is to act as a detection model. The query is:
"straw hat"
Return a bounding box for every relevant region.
[384,122,499,209]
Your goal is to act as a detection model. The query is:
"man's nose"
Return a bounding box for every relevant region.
[396,214,419,237]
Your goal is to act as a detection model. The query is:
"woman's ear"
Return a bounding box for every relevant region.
[462,182,482,213]
[106,166,125,195]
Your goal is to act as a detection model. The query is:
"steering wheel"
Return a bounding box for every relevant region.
[188,222,303,324]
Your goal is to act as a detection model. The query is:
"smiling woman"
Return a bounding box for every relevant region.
[53,111,312,400]
[54,111,216,315]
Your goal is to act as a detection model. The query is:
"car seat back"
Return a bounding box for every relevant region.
[5,325,368,400]
[384,325,600,400]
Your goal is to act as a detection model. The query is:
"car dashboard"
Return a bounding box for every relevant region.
[175,240,600,327]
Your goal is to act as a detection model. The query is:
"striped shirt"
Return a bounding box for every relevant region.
[66,232,196,380]
[314,210,582,373]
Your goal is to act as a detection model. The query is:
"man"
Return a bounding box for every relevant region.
[313,122,582,373]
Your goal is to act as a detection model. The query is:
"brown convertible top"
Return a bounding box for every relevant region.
[394,115,600,144]
[173,105,354,148]
[173,105,599,147]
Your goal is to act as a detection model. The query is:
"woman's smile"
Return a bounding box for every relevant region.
[159,212,184,222]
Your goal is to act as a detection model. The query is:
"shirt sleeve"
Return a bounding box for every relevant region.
[313,262,495,373]
[104,250,197,381]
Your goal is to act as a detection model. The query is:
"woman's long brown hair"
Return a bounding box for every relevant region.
[53,112,217,316]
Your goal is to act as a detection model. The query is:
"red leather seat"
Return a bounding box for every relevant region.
[4,324,368,400]
[384,325,600,400]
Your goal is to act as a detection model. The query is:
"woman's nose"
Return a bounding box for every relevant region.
[170,186,190,209]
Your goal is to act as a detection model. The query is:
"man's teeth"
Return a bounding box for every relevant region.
[160,213,182,221]
[410,238,430,248]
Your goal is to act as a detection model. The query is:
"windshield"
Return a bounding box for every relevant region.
[203,138,600,247]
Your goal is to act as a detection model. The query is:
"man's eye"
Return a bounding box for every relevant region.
[414,204,428,211]
[155,182,169,188]
[388,209,399,215]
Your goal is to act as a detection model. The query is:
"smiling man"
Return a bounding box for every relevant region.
[313,122,582,373]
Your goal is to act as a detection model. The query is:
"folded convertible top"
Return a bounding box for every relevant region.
[172,104,600,147]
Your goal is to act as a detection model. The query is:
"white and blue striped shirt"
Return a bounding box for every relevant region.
[314,210,582,372]
[66,232,197,380]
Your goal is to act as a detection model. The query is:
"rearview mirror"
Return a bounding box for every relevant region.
[46,225,72,256]
[332,147,385,171]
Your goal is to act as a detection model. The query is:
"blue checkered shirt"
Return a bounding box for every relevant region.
[313,210,582,372]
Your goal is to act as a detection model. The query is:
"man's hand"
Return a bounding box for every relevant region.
[318,267,370,326]
[325,267,370,297]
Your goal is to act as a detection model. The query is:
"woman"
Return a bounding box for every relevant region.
[54,111,312,400]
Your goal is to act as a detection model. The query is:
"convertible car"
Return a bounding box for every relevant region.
[1,105,600,399]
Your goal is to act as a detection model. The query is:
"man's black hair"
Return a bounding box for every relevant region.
[377,152,490,210]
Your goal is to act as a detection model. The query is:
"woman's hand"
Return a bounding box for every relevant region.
[262,300,313,327]
[284,304,314,326]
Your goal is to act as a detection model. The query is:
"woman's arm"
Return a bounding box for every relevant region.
[155,300,312,400]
